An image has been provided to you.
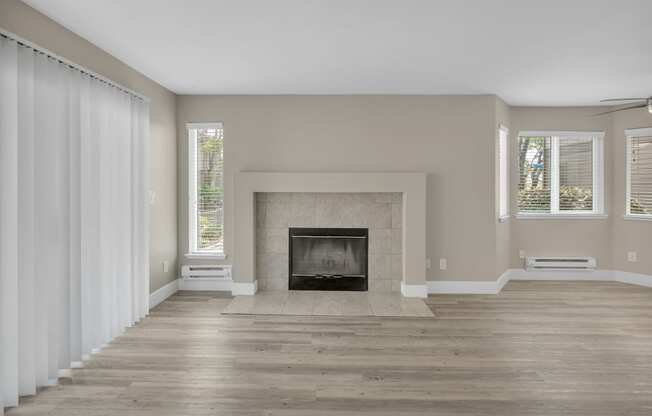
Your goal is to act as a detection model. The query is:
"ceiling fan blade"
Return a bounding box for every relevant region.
[594,103,647,116]
[600,98,647,102]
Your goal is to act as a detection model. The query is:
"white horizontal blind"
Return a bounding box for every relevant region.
[498,126,509,219]
[188,123,224,254]
[518,132,603,215]
[559,137,593,211]
[518,136,551,212]
[627,130,652,216]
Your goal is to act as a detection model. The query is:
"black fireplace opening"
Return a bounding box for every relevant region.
[289,227,368,291]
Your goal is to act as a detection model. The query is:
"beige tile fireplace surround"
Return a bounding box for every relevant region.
[233,172,428,297]
[256,192,402,292]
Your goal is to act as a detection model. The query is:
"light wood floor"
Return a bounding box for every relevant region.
[7,281,652,415]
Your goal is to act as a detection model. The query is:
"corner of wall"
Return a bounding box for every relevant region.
[494,95,512,280]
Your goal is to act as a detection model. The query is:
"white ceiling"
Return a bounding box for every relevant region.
[21,0,652,105]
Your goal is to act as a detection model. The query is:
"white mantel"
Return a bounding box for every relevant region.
[233,172,428,297]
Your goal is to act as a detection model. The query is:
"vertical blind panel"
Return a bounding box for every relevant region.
[0,37,20,409]
[559,137,593,211]
[68,69,82,367]
[192,126,224,253]
[630,135,652,215]
[518,136,551,212]
[17,44,37,396]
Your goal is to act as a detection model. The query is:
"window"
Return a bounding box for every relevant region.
[188,123,224,256]
[498,125,509,221]
[625,127,652,219]
[517,131,604,218]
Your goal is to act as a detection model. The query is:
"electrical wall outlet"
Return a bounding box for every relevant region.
[519,249,526,259]
[627,251,637,262]
[426,258,431,269]
[163,260,169,273]
[439,258,447,270]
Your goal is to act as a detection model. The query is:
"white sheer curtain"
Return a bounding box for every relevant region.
[0,36,150,411]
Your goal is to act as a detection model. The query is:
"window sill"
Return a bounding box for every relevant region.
[624,214,652,222]
[516,213,608,220]
[185,253,227,260]
[498,215,510,223]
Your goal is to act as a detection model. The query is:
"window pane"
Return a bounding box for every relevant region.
[559,137,593,211]
[498,128,509,218]
[195,126,224,252]
[518,136,551,212]
[630,136,652,215]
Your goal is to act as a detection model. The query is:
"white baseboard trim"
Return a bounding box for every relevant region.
[57,369,73,378]
[179,277,232,291]
[496,270,511,291]
[427,279,502,294]
[232,280,258,296]
[614,270,652,287]
[507,268,614,281]
[149,278,179,309]
[400,282,428,298]
[427,270,511,294]
[427,269,651,295]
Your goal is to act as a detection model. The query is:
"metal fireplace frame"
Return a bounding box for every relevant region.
[288,227,368,291]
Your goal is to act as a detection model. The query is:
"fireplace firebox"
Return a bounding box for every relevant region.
[288,228,368,291]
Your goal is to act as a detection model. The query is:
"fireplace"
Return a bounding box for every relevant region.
[289,227,368,291]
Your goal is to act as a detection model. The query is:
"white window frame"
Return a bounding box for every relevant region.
[624,127,652,221]
[497,125,510,222]
[516,130,606,219]
[186,122,226,259]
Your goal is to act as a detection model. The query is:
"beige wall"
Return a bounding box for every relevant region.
[177,95,500,282]
[0,0,178,292]
[509,107,614,270]
[610,109,652,275]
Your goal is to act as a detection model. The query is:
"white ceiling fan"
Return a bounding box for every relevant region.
[595,97,652,116]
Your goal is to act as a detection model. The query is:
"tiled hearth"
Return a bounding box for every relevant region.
[256,192,402,292]
[222,291,433,317]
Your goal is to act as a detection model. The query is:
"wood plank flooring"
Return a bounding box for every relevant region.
[7,281,652,415]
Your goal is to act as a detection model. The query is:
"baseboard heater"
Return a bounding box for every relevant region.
[181,264,232,279]
[525,256,596,271]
